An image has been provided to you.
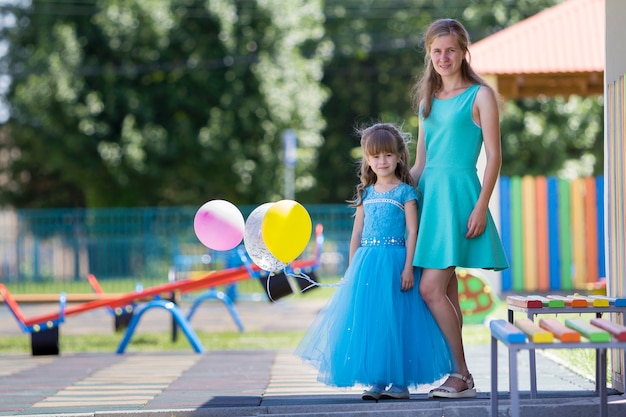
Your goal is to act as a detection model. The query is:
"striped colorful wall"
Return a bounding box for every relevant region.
[498,175,605,292]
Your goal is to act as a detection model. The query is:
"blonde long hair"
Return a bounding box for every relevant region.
[410,18,491,119]
[349,123,414,207]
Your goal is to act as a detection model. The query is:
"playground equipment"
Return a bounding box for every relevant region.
[0,266,251,355]
[0,224,325,356]
[86,273,142,331]
[457,268,498,324]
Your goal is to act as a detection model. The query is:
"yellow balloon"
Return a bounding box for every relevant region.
[262,200,312,263]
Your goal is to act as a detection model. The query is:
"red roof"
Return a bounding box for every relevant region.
[469,0,604,75]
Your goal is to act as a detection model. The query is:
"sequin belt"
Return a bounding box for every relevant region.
[361,237,405,247]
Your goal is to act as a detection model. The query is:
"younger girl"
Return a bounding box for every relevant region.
[295,123,452,400]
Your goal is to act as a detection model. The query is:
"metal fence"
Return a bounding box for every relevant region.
[0,175,609,294]
[0,204,355,292]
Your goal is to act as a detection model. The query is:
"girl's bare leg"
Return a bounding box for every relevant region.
[420,267,472,392]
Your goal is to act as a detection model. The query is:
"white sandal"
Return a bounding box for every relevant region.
[362,384,385,401]
[428,373,476,399]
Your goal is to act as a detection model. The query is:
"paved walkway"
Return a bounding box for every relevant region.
[1,296,626,416]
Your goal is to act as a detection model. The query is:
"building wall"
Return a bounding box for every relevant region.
[605,0,626,393]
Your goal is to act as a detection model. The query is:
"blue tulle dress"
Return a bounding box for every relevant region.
[295,183,453,389]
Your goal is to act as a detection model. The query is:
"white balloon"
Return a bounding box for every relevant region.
[243,203,287,272]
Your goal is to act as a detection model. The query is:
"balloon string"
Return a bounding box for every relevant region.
[264,269,341,303]
[265,270,298,303]
[265,275,279,303]
[288,271,341,288]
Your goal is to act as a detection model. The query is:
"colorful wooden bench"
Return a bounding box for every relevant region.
[505,294,626,400]
[490,318,626,417]
[494,294,626,417]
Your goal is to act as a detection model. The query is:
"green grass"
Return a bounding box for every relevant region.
[4,275,342,298]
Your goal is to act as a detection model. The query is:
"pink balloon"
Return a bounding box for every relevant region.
[194,200,245,251]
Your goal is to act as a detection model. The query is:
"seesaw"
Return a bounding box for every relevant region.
[0,266,251,356]
[1,250,323,356]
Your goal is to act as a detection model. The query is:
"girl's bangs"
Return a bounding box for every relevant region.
[365,131,397,155]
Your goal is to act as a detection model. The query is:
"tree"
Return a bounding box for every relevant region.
[311,0,600,203]
[500,95,604,177]
[0,0,603,208]
[0,0,329,208]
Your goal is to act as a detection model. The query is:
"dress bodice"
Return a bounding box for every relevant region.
[360,183,418,246]
[421,84,482,170]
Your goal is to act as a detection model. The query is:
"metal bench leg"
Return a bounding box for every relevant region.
[599,348,607,417]
[491,336,499,417]
[529,349,537,398]
[510,346,520,417]
[527,312,538,398]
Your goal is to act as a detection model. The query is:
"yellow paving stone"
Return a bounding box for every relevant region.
[66,385,162,390]
[33,400,148,407]
[53,390,161,395]
[38,395,155,402]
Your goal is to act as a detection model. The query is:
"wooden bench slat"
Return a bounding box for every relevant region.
[571,295,609,308]
[565,318,611,342]
[539,317,581,342]
[506,295,542,309]
[527,295,565,308]
[590,318,626,342]
[490,319,527,343]
[588,295,626,307]
[515,318,554,343]
[547,294,588,307]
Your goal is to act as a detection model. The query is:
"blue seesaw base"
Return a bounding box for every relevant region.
[116,299,205,354]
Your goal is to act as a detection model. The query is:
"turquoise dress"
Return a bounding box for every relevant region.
[296,183,453,389]
[413,84,509,270]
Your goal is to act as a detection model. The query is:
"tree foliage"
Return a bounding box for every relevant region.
[0,0,604,208]
[500,96,604,177]
[0,0,329,208]
[309,0,598,203]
